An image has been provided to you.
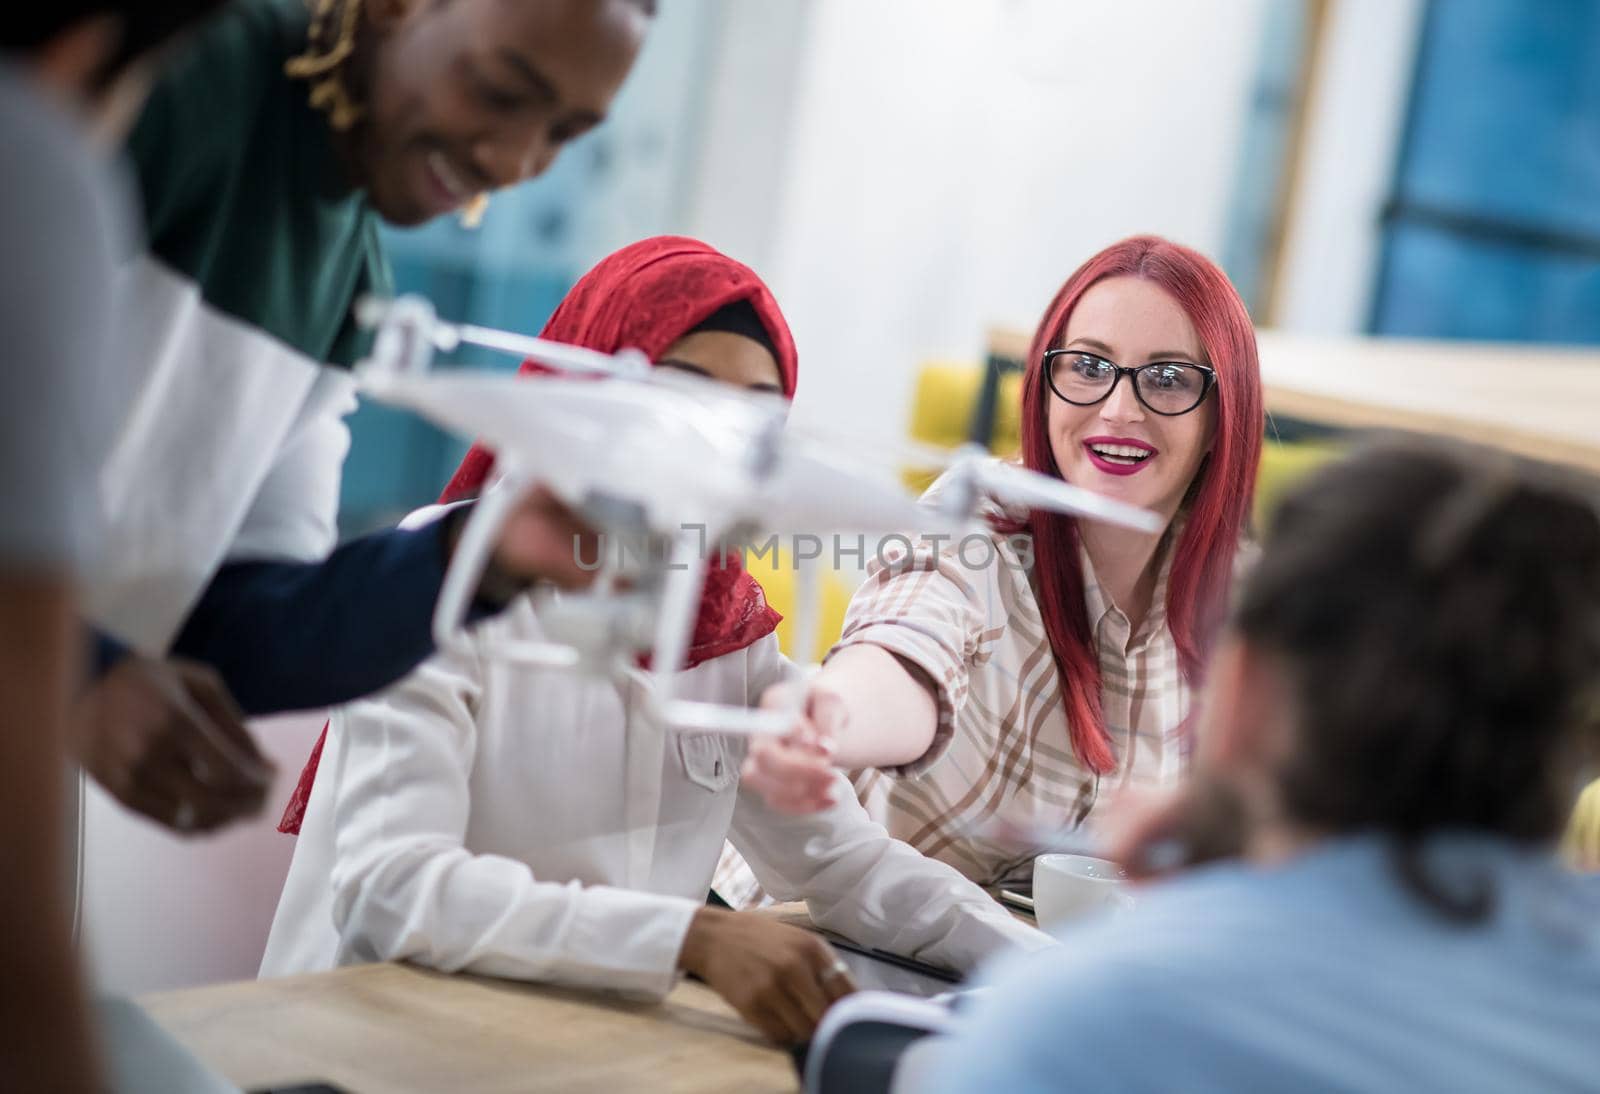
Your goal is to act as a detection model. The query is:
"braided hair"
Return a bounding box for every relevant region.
[284,0,366,131]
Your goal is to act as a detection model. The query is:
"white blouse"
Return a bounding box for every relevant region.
[260,596,1048,998]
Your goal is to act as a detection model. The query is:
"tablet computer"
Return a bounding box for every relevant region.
[818,933,963,999]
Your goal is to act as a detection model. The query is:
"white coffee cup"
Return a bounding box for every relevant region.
[1031,853,1133,933]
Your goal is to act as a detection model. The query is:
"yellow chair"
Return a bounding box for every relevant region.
[1255,439,1343,526]
[745,547,854,663]
[1563,779,1600,871]
[902,356,1024,484]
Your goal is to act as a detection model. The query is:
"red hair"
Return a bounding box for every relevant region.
[1019,235,1262,774]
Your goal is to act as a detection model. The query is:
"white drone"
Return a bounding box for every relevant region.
[354,294,1162,736]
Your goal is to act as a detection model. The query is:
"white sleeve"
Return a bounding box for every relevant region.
[727,778,1054,973]
[744,630,806,705]
[227,367,357,562]
[325,643,701,1000]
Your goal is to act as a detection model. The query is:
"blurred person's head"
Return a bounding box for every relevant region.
[292,0,653,226]
[1,0,226,141]
[1194,437,1600,917]
[1019,235,1263,774]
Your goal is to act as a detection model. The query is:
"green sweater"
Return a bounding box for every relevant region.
[87,0,394,650]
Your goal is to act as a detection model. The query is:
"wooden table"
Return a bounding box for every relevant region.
[1252,330,1600,474]
[139,962,797,1093]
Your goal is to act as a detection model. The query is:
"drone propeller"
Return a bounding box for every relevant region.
[355,293,649,379]
[784,423,1162,534]
[947,455,1164,533]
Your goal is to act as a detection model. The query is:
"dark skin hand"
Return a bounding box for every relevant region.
[70,655,274,834]
[678,907,857,1045]
[344,0,651,226]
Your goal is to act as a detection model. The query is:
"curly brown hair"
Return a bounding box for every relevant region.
[1235,434,1600,919]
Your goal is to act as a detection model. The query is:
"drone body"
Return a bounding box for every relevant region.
[355,295,1161,736]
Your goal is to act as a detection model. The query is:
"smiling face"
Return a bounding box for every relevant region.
[654,330,783,394]
[1046,275,1218,523]
[353,0,649,226]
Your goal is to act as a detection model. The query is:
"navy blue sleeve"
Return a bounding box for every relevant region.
[89,629,131,679]
[170,513,495,715]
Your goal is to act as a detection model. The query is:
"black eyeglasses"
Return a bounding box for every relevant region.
[1042,350,1216,417]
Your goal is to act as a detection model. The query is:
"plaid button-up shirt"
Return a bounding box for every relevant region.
[712,467,1247,904]
[842,511,1193,887]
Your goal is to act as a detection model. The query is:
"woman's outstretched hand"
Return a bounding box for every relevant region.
[740,681,849,815]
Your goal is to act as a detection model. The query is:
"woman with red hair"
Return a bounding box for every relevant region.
[738,235,1263,890]
[261,237,1049,1045]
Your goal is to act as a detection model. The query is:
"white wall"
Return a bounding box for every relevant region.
[82,711,326,995]
[683,0,815,274]
[689,0,1268,438]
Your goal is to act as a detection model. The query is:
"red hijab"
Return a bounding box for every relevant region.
[440,234,798,664]
[279,237,798,833]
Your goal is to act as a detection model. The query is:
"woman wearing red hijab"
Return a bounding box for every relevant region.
[260,237,1050,1045]
[274,231,799,834]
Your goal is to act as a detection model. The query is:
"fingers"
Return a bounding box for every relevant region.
[806,688,850,744]
[698,914,854,1045]
[744,1001,804,1046]
[494,485,602,590]
[137,736,266,833]
[784,718,836,762]
[810,940,858,1007]
[1100,788,1187,879]
[119,784,189,831]
[80,657,271,835]
[754,945,844,1044]
[821,964,856,1007]
[163,662,275,790]
[746,683,849,814]
[117,761,249,835]
[795,940,855,1026]
[741,741,839,815]
[1101,779,1249,880]
[761,988,816,1045]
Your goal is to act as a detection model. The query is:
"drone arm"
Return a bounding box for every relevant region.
[647,533,806,737]
[433,464,580,668]
[642,529,713,717]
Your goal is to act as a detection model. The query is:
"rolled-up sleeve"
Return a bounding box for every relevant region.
[728,777,1053,973]
[829,538,997,775]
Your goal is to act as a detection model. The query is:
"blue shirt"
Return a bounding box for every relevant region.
[926,836,1600,1093]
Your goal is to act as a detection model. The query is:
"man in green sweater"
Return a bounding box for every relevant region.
[82,0,656,832]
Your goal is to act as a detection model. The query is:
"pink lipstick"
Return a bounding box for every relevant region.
[1083,436,1157,477]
